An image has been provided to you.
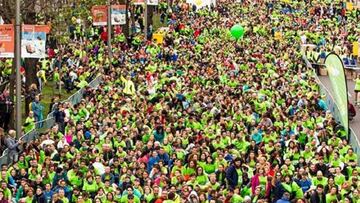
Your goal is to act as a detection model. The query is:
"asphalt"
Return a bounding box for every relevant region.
[318,75,360,139]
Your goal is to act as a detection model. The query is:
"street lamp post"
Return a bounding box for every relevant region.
[107,0,113,62]
[15,0,22,139]
[144,0,148,39]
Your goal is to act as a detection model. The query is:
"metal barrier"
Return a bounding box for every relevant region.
[46,74,102,119]
[303,51,360,164]
[0,75,102,166]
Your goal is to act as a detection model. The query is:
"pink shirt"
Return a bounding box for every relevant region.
[65,134,73,144]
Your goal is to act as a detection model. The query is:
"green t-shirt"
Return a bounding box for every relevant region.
[231,194,243,203]
[60,197,70,203]
[68,170,82,187]
[24,116,35,133]
[120,195,140,203]
[144,193,154,203]
[326,193,338,203]
[25,196,33,203]
[344,153,357,163]
[203,163,216,174]
[312,177,328,187]
[195,174,208,185]
[182,167,195,177]
[82,181,98,193]
[2,188,11,200]
[236,168,243,185]
[334,174,345,186]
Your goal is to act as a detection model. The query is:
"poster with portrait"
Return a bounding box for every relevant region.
[112,5,126,25]
[21,25,48,58]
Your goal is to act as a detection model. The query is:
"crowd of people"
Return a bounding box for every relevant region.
[0,0,359,203]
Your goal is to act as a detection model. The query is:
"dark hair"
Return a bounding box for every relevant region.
[317,184,324,189]
[128,194,134,199]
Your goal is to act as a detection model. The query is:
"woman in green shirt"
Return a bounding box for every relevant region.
[181,160,197,181]
[195,167,208,186]
[82,176,99,197]
[334,167,346,187]
[203,156,216,174]
[325,186,339,203]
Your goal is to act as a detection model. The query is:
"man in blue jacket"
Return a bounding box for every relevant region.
[276,192,291,203]
[147,151,160,173]
[225,157,242,190]
[158,147,170,165]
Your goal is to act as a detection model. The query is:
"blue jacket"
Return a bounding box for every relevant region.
[147,156,160,172]
[296,179,312,193]
[43,190,54,202]
[32,101,44,118]
[158,153,170,165]
[102,173,115,185]
[153,130,165,143]
[276,198,290,203]
[317,99,327,111]
[225,164,238,189]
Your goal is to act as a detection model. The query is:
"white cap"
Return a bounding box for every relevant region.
[244,196,251,202]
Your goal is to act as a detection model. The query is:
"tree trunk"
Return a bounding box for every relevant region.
[23,6,39,116]
[119,0,129,37]
[0,0,14,23]
[24,59,38,115]
[124,0,130,37]
[9,64,15,129]
[147,5,154,29]
[130,5,136,35]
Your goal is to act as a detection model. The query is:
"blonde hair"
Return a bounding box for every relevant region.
[30,83,38,90]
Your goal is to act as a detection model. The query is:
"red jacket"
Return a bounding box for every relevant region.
[101,31,108,42]
[194,29,201,38]
[47,48,55,59]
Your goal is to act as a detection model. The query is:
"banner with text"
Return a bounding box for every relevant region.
[92,5,108,26]
[0,25,14,58]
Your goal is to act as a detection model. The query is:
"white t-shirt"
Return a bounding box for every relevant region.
[93,162,105,175]
[300,35,307,44]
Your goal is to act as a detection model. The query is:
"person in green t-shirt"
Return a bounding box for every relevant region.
[227,188,243,203]
[58,188,70,203]
[24,111,36,134]
[120,186,140,203]
[334,167,346,187]
[0,181,11,201]
[344,148,357,167]
[312,171,328,187]
[195,167,208,186]
[82,176,99,196]
[325,186,339,203]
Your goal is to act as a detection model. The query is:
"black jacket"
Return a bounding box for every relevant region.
[215,170,226,187]
[307,191,326,203]
[32,193,46,203]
